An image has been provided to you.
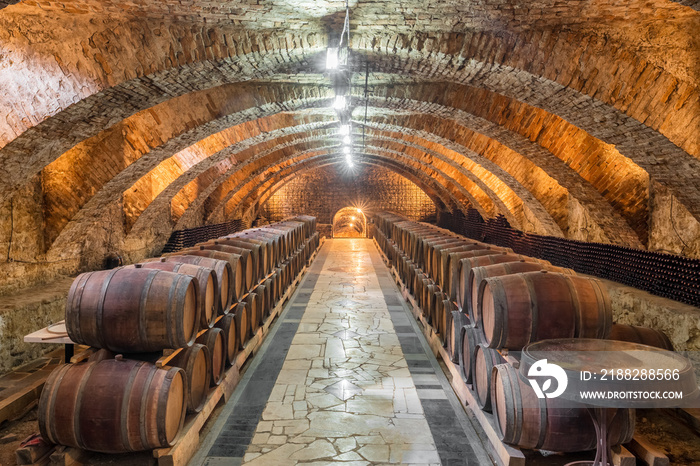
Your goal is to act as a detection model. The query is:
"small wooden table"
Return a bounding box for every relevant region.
[521,338,699,466]
[24,321,76,360]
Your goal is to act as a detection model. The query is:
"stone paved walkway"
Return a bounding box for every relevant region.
[194,239,491,466]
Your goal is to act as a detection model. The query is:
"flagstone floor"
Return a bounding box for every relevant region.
[194,239,492,466]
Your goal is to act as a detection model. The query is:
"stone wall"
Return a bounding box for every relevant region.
[259,165,438,225]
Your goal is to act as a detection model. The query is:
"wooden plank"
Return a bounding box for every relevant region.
[670,407,700,434]
[626,435,669,466]
[0,370,50,425]
[15,434,54,465]
[612,445,637,466]
[49,446,91,466]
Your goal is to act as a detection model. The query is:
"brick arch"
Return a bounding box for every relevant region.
[353,30,698,158]
[203,147,480,225]
[357,49,700,226]
[361,86,649,245]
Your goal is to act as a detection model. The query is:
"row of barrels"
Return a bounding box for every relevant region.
[39,217,320,454]
[374,212,675,454]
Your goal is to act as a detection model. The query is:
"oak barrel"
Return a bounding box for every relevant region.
[169,344,211,413]
[479,271,612,349]
[609,323,674,350]
[154,255,232,315]
[491,363,635,451]
[232,302,248,348]
[38,359,186,453]
[128,260,217,329]
[216,314,238,365]
[198,243,253,291]
[467,261,575,324]
[196,328,226,387]
[66,268,198,352]
[460,324,484,384]
[245,293,259,336]
[473,344,505,411]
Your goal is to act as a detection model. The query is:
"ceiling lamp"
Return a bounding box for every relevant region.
[343,146,351,155]
[339,124,351,136]
[343,135,351,145]
[333,95,347,110]
[326,48,339,70]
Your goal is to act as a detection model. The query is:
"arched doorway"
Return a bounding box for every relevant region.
[332,207,367,238]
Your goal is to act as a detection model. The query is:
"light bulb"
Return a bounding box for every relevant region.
[339,124,350,135]
[326,48,339,70]
[333,95,346,110]
[343,135,351,145]
[343,146,351,155]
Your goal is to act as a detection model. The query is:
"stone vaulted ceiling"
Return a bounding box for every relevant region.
[0,0,699,286]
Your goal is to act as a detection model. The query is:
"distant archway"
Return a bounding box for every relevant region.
[332,207,367,238]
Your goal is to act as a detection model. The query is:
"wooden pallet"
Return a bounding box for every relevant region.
[31,239,324,466]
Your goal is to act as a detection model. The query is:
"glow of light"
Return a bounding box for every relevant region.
[349,223,354,228]
[357,208,362,213]
[351,216,355,220]
[333,95,347,110]
[326,48,339,70]
[339,124,351,135]
[343,135,351,145]
[343,146,351,155]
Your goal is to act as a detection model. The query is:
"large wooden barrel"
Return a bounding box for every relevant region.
[232,302,248,348]
[196,328,226,387]
[245,293,259,336]
[154,255,233,315]
[473,344,505,411]
[228,236,272,275]
[479,271,612,349]
[447,249,508,302]
[169,344,211,413]
[263,278,274,315]
[460,324,483,384]
[38,359,186,453]
[449,310,468,363]
[66,268,198,352]
[127,261,217,329]
[609,324,674,350]
[457,254,548,316]
[197,243,253,291]
[236,232,279,268]
[218,238,265,282]
[182,248,244,302]
[467,261,575,324]
[436,244,490,292]
[254,285,267,323]
[216,314,238,365]
[492,363,635,451]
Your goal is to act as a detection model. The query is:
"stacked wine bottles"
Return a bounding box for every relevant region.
[374,212,676,454]
[39,216,319,454]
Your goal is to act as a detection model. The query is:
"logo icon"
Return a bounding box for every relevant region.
[527,359,568,399]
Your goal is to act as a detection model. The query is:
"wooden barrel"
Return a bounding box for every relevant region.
[196,328,226,387]
[492,363,635,451]
[264,278,274,315]
[198,243,254,291]
[609,324,674,350]
[215,314,238,365]
[218,238,265,282]
[226,236,272,276]
[237,232,279,268]
[254,285,267,323]
[458,254,549,316]
[66,268,198,353]
[38,359,186,453]
[467,261,575,324]
[449,310,468,363]
[436,244,490,292]
[245,293,259,336]
[460,325,483,384]
[171,249,243,304]
[128,261,218,329]
[169,344,211,413]
[232,302,248,348]
[154,255,233,315]
[479,271,612,349]
[447,249,507,302]
[473,344,505,411]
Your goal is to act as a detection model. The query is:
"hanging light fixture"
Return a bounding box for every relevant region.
[333,95,347,110]
[326,47,339,70]
[339,124,351,135]
[343,146,351,155]
[343,135,351,145]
